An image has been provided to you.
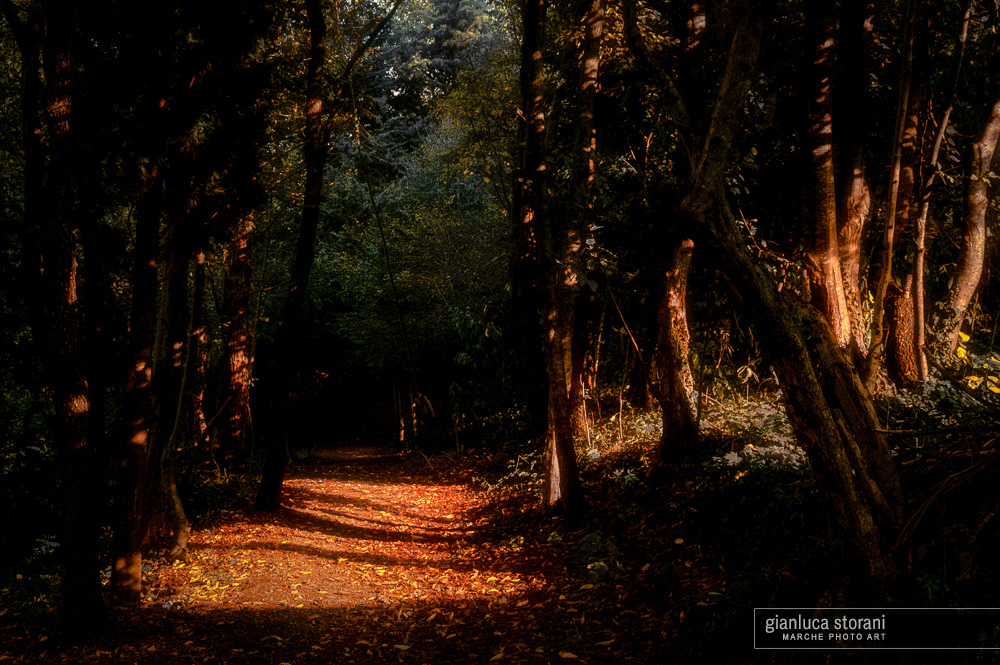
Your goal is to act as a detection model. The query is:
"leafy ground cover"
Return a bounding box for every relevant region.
[1,437,783,664]
[3,391,999,664]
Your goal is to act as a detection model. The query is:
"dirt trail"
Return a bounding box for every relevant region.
[152,445,511,612]
[5,446,594,665]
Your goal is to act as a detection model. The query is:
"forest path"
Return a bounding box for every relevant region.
[154,445,487,610]
[5,445,683,664]
[132,444,555,663]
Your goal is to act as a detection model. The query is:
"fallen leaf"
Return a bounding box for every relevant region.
[559,652,578,659]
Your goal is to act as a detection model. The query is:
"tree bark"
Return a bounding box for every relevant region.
[568,0,606,444]
[509,0,550,439]
[112,162,162,603]
[648,238,697,478]
[865,0,916,389]
[256,0,330,509]
[219,214,255,469]
[911,0,972,377]
[833,0,873,362]
[886,276,919,387]
[39,0,106,635]
[935,96,1000,353]
[678,6,903,587]
[147,228,193,557]
[804,3,851,348]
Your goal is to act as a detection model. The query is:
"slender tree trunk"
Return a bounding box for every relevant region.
[257,0,328,508]
[113,163,161,603]
[541,0,606,521]
[865,0,916,389]
[189,251,209,451]
[911,0,972,378]
[804,4,851,348]
[542,279,585,520]
[648,238,697,478]
[568,0,606,443]
[935,96,1000,353]
[509,0,550,439]
[148,232,192,557]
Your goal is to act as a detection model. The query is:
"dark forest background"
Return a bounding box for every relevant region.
[1,0,1000,651]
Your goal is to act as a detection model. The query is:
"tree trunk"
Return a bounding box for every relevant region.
[833,0,873,362]
[39,0,106,635]
[886,276,919,387]
[865,0,916,389]
[677,5,902,587]
[648,238,697,478]
[912,0,972,376]
[804,4,851,348]
[695,190,902,586]
[542,278,585,521]
[112,162,162,604]
[509,0,550,439]
[188,251,209,454]
[256,0,328,509]
[934,96,1000,353]
[568,0,606,444]
[147,231,193,557]
[219,214,255,469]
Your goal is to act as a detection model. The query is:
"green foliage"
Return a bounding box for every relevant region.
[447,305,512,424]
[473,451,544,497]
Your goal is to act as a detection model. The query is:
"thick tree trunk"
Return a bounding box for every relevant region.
[648,238,697,478]
[834,0,873,362]
[112,163,162,603]
[219,215,255,469]
[542,275,586,521]
[678,6,902,587]
[509,0,550,439]
[694,190,902,585]
[39,0,106,635]
[805,4,851,348]
[886,276,919,388]
[934,96,1000,353]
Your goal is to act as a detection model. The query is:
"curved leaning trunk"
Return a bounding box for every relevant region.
[689,186,904,586]
[935,96,1000,354]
